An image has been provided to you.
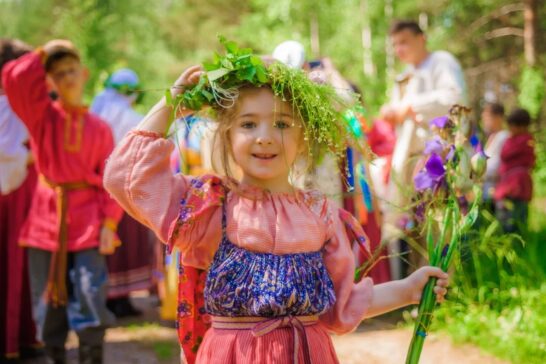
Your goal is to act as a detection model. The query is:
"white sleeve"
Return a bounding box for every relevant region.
[0,104,30,194]
[404,54,466,120]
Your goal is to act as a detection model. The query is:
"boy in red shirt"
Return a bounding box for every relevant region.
[494,108,535,233]
[2,40,122,364]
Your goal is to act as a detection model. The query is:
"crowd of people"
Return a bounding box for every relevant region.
[0,19,535,364]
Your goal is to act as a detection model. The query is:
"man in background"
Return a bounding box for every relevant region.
[381,20,466,278]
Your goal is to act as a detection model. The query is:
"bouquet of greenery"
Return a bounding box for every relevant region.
[405,105,487,363]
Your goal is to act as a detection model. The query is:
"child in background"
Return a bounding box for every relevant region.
[2,40,122,364]
[494,108,535,233]
[104,53,449,363]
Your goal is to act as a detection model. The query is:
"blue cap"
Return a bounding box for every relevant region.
[105,68,139,89]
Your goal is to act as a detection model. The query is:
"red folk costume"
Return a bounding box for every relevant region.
[494,133,535,202]
[0,95,39,359]
[2,50,123,305]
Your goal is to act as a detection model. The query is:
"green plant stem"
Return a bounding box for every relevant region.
[406,277,439,364]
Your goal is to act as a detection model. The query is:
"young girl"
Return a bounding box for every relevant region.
[104,59,449,363]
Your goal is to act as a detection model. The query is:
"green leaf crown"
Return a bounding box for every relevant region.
[170,36,357,168]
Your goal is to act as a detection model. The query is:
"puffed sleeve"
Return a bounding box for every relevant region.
[320,204,374,334]
[104,130,190,242]
[104,130,224,269]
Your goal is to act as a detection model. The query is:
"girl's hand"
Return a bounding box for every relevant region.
[171,65,204,96]
[404,266,449,304]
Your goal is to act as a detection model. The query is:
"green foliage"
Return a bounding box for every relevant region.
[533,130,546,197]
[431,205,546,363]
[175,36,268,110]
[518,67,545,119]
[434,286,546,364]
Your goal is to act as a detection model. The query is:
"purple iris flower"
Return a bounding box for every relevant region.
[429,116,451,129]
[414,203,426,223]
[414,153,446,192]
[424,136,445,155]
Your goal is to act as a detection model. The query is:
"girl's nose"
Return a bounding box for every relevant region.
[256,124,273,145]
[256,136,273,145]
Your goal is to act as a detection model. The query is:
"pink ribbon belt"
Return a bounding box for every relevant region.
[211,315,319,364]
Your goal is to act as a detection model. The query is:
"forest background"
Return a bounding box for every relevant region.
[1,1,545,363]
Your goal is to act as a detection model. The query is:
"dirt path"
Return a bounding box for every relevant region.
[331,328,507,364]
[42,295,507,364]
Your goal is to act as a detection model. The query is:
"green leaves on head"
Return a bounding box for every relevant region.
[166,36,357,171]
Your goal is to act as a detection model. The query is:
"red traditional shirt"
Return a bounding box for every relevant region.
[494,132,535,202]
[2,51,122,252]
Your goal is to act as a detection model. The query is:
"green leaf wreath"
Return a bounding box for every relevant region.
[167,36,358,169]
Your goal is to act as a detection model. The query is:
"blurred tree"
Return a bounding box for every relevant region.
[0,0,544,116]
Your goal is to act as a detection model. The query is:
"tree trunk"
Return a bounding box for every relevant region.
[360,0,375,77]
[523,0,538,66]
[310,12,320,58]
[384,0,395,85]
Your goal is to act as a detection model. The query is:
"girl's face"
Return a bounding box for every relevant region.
[228,87,303,193]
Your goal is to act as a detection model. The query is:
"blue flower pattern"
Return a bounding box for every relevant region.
[204,237,336,317]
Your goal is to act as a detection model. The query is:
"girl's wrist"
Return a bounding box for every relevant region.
[400,277,416,305]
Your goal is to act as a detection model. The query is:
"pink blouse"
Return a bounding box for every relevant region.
[104,130,374,334]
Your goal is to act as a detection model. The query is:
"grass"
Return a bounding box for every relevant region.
[434,285,546,363]
[152,341,178,361]
[428,203,546,363]
[113,321,179,362]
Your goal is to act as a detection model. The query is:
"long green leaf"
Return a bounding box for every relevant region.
[207,68,231,82]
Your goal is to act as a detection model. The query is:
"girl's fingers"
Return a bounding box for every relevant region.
[183,65,202,76]
[188,71,204,83]
[436,278,449,287]
[434,285,448,303]
[420,266,449,281]
[175,65,203,87]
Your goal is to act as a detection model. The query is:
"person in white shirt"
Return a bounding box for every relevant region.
[91,68,143,144]
[380,20,466,279]
[481,102,509,204]
[91,69,155,318]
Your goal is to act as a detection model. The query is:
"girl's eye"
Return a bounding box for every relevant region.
[240,121,256,129]
[274,121,291,129]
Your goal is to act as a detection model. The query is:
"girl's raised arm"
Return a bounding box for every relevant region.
[104,66,204,242]
[136,65,203,135]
